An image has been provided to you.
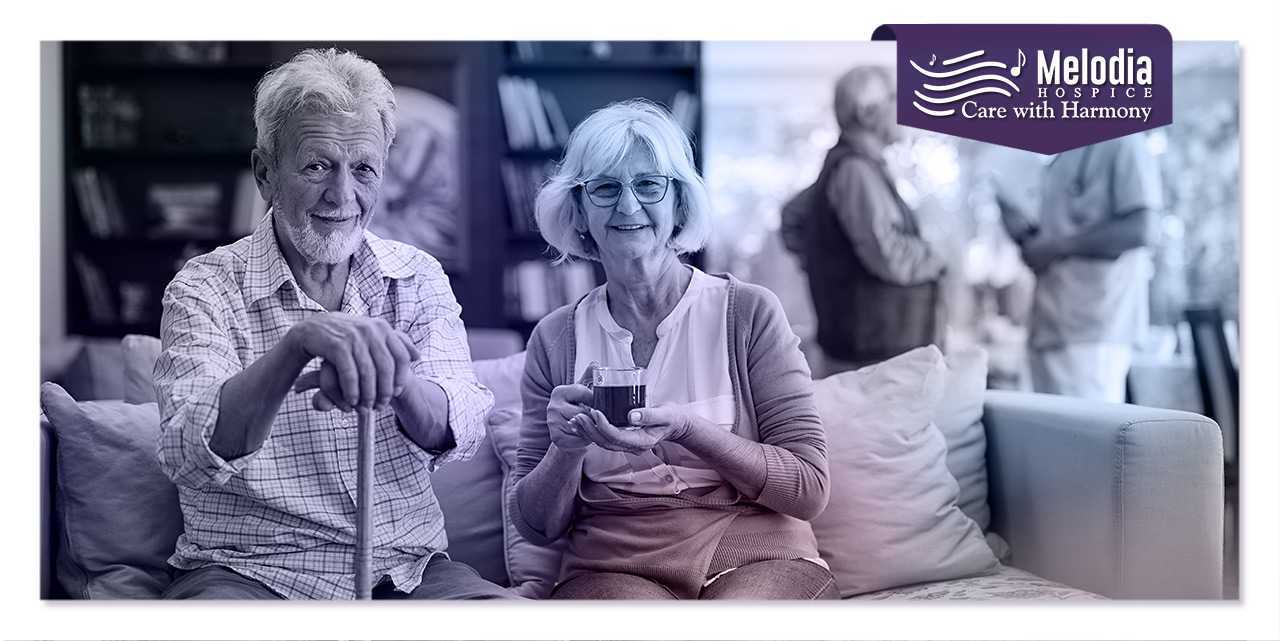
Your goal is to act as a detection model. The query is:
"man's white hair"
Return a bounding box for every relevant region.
[833,65,893,131]
[253,48,397,162]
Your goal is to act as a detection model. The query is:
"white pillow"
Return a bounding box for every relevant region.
[934,347,991,531]
[121,334,162,405]
[810,345,999,597]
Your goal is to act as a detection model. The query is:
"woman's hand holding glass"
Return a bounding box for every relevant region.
[546,366,596,452]
[569,404,699,454]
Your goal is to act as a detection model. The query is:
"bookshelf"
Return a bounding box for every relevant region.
[62,42,270,337]
[493,41,703,340]
[59,41,701,342]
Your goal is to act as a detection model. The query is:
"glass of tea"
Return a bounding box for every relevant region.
[591,366,646,429]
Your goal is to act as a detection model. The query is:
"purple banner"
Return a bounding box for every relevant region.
[872,24,1172,154]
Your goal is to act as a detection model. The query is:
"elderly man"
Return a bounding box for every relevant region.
[154,49,507,600]
[784,65,947,374]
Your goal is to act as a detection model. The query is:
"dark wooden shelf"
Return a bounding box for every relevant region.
[74,149,252,164]
[507,61,697,73]
[504,148,563,160]
[77,62,269,79]
[70,320,160,338]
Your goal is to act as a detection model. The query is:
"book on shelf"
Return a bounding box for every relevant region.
[671,90,699,133]
[497,75,564,151]
[496,76,530,150]
[505,260,599,322]
[146,181,224,239]
[71,168,127,237]
[522,78,556,150]
[229,170,268,237]
[77,84,142,150]
[72,253,116,325]
[540,89,570,147]
[511,41,541,63]
[117,280,152,326]
[499,158,556,234]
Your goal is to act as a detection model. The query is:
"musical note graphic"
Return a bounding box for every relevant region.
[929,53,937,66]
[1010,48,1027,77]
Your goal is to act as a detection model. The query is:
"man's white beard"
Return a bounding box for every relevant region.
[282,215,364,265]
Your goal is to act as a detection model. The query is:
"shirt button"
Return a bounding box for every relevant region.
[663,475,675,483]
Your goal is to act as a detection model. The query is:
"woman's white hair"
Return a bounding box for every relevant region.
[534,98,712,263]
[253,48,397,163]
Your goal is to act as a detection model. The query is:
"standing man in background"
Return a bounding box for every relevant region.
[999,134,1162,403]
[784,65,948,375]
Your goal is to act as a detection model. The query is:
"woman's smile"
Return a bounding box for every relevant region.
[610,223,651,232]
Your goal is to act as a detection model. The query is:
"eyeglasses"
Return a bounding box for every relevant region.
[576,174,672,208]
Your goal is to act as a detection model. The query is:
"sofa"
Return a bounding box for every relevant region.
[38,331,1225,600]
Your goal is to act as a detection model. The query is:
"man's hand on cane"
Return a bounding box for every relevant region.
[288,314,420,412]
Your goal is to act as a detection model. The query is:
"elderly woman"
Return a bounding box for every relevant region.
[510,100,835,600]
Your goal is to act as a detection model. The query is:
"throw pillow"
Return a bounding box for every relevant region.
[424,352,531,588]
[809,346,999,597]
[428,430,508,586]
[40,382,183,598]
[487,405,565,599]
[934,346,991,530]
[121,334,162,405]
[472,351,526,409]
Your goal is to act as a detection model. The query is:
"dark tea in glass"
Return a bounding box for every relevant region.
[591,366,646,429]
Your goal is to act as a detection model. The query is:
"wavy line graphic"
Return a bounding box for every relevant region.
[943,49,985,65]
[910,48,1022,118]
[909,59,1008,79]
[913,86,1013,105]
[923,73,1020,93]
[912,102,955,117]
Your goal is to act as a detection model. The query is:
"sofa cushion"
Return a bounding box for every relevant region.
[427,432,509,586]
[416,352,528,588]
[809,345,999,597]
[488,406,565,598]
[121,334,162,405]
[935,346,991,531]
[482,352,565,598]
[851,564,1104,600]
[57,338,125,401]
[39,382,182,598]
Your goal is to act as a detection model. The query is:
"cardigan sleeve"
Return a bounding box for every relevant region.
[509,311,571,544]
[740,285,831,520]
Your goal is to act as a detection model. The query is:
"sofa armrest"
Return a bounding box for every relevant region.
[984,390,1223,599]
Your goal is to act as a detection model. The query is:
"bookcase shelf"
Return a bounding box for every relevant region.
[75,149,252,164]
[506,61,698,73]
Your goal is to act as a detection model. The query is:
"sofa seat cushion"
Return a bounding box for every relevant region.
[851,564,1105,600]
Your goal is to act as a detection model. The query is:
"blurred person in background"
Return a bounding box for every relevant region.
[782,65,948,375]
[997,134,1162,403]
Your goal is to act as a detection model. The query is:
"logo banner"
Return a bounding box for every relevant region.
[872,24,1172,154]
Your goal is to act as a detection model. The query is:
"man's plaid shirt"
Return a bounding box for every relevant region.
[154,215,493,599]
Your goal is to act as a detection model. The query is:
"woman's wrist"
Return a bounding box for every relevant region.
[549,440,592,459]
[668,414,708,445]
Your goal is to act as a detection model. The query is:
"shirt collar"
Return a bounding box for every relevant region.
[839,128,887,163]
[243,213,416,308]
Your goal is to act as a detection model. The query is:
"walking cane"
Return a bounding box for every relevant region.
[354,405,374,600]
